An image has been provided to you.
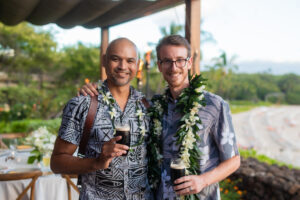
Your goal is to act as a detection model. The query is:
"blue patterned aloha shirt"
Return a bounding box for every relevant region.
[58,82,152,200]
[156,90,239,200]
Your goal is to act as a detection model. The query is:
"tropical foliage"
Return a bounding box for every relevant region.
[1,21,300,125]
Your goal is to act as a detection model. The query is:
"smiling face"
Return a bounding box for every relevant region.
[104,38,138,87]
[157,45,192,89]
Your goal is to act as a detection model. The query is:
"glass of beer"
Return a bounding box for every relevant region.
[115,124,131,156]
[170,158,186,186]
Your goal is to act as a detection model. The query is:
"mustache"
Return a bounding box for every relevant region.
[114,68,130,73]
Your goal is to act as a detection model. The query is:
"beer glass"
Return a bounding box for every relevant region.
[115,124,131,156]
[170,158,186,186]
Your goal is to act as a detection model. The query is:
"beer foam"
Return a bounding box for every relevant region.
[170,161,186,170]
[115,125,130,132]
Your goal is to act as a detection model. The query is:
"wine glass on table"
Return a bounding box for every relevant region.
[5,138,18,162]
[9,138,18,158]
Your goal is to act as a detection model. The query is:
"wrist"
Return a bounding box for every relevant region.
[92,154,109,170]
[198,174,209,188]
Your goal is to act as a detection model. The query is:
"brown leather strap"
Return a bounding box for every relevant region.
[141,97,150,109]
[78,95,98,157]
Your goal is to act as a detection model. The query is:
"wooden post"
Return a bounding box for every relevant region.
[100,27,109,81]
[185,0,201,75]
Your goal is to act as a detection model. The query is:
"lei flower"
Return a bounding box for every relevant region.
[147,74,207,200]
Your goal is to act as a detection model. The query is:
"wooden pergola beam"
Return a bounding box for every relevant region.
[185,0,201,74]
[100,27,108,80]
[100,0,201,80]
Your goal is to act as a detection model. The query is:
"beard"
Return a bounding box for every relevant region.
[110,69,132,86]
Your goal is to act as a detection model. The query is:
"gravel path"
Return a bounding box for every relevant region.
[232,105,300,167]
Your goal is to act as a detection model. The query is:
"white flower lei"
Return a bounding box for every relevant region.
[147,74,206,199]
[97,81,146,147]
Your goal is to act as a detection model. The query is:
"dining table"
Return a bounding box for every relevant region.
[0,148,79,200]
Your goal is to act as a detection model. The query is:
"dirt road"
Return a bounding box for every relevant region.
[232,105,300,167]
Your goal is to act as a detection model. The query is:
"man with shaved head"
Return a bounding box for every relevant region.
[51,38,152,199]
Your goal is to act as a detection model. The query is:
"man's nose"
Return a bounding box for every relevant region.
[170,61,177,70]
[118,59,127,69]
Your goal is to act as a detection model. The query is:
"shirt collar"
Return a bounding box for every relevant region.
[100,80,144,101]
[165,88,177,103]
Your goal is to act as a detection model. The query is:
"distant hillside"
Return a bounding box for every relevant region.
[236,61,300,75]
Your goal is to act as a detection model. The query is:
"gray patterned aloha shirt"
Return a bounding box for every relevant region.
[156,90,239,200]
[58,82,152,200]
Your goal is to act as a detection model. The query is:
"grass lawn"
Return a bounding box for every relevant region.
[229,100,273,114]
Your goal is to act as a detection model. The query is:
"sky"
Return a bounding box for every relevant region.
[44,0,300,75]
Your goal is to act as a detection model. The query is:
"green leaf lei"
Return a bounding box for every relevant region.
[147,74,207,200]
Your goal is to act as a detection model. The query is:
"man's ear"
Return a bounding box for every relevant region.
[187,56,193,70]
[102,54,107,67]
[157,61,162,72]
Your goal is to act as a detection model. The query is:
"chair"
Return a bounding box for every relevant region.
[0,133,26,149]
[61,174,79,200]
[0,169,42,200]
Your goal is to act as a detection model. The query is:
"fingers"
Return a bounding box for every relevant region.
[174,175,190,185]
[173,175,201,196]
[177,187,193,196]
[79,83,99,97]
[173,176,196,196]
[81,85,93,96]
[101,137,129,158]
[109,136,122,143]
[87,83,99,96]
[92,82,98,89]
[173,178,191,191]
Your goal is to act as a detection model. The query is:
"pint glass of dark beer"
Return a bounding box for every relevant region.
[115,125,130,155]
[170,158,186,186]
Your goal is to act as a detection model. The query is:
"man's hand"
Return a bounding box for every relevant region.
[94,136,129,169]
[172,155,240,196]
[77,82,98,97]
[173,175,207,196]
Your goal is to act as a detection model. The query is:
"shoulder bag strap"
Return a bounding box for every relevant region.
[78,95,98,157]
[141,97,150,109]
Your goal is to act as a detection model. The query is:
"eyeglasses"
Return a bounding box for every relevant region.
[159,57,190,68]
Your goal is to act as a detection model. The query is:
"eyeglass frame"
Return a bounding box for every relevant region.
[158,57,191,68]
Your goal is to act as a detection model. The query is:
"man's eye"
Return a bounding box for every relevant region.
[127,59,135,64]
[177,59,186,64]
[164,60,172,64]
[111,57,119,62]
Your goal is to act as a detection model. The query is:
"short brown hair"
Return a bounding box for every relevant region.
[156,35,191,60]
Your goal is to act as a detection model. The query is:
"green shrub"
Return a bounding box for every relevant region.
[239,148,297,169]
[0,85,74,121]
[229,100,272,114]
[0,118,61,134]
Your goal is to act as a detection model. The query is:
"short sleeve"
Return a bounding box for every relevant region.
[58,95,91,146]
[213,100,239,161]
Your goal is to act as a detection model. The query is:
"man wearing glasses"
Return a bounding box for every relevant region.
[80,35,240,200]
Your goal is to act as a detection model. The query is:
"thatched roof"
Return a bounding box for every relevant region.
[0,0,184,28]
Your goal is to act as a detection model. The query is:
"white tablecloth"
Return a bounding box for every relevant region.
[0,175,79,200]
[0,150,79,200]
